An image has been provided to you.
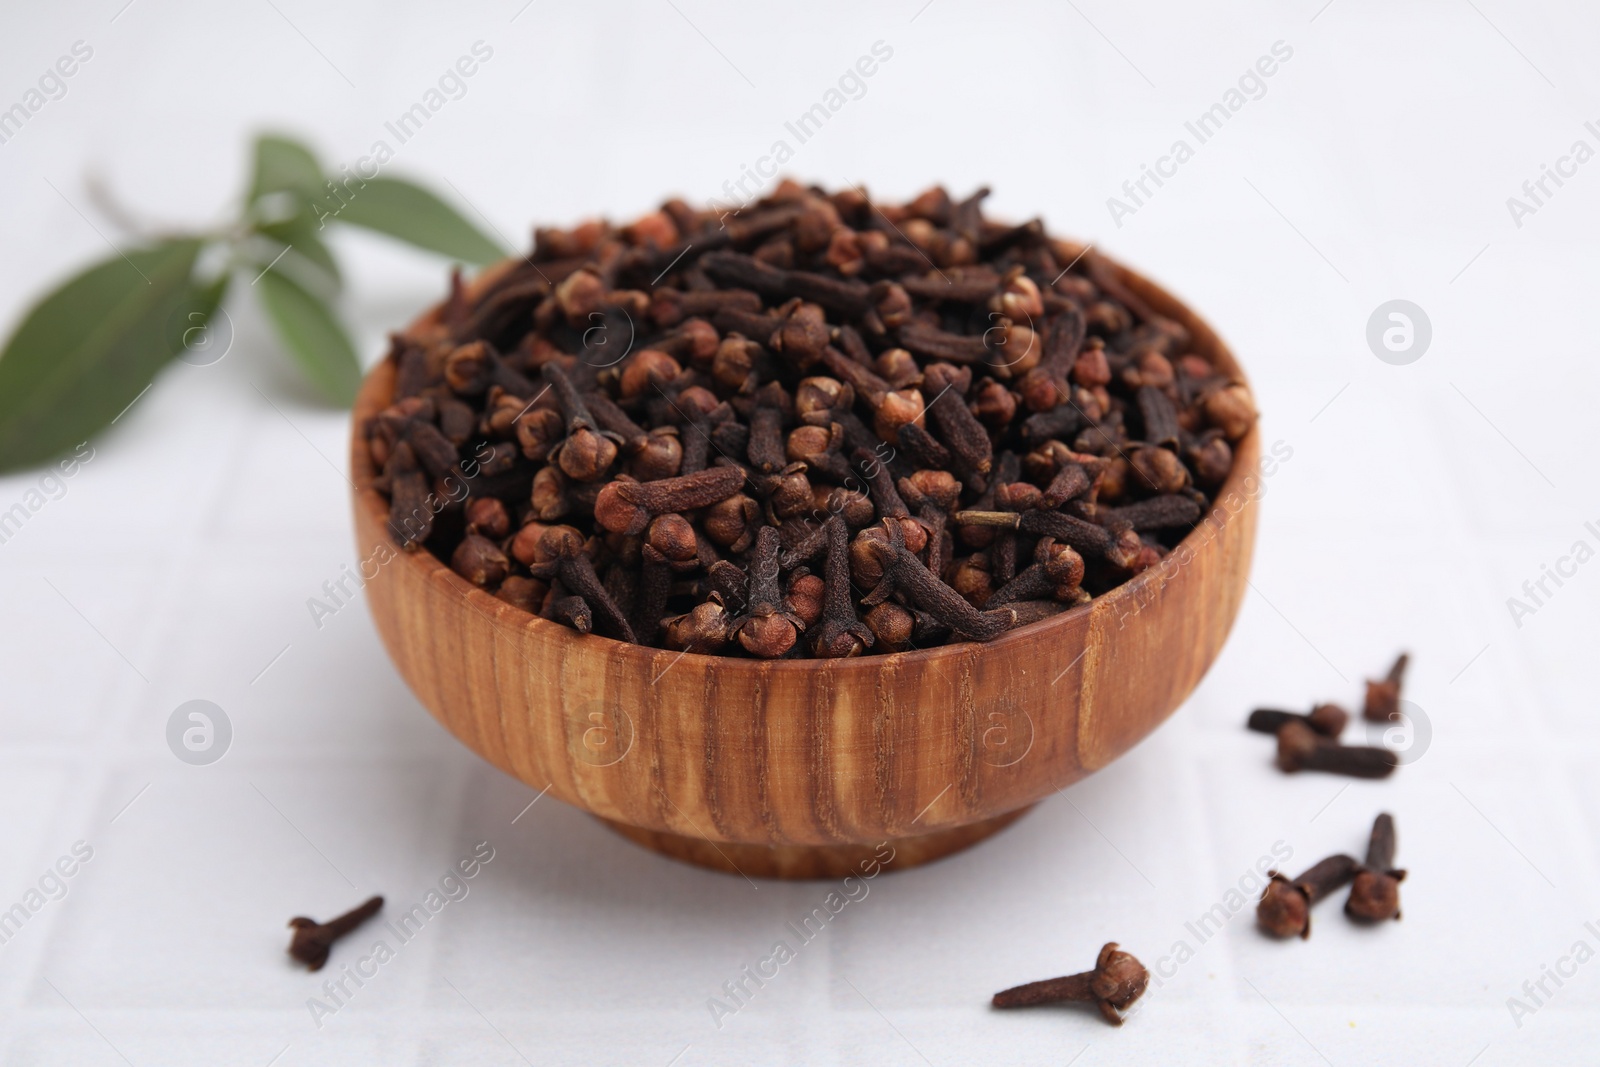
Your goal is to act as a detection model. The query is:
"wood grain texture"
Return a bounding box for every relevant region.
[350,256,1260,878]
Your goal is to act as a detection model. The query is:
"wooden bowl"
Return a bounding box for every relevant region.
[351,254,1259,879]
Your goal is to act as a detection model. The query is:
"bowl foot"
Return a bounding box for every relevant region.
[597,805,1035,880]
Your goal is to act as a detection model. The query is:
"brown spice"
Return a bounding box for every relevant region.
[1346,812,1406,923]
[366,181,1251,656]
[287,896,384,971]
[810,517,874,657]
[1257,855,1359,939]
[1364,652,1409,722]
[991,942,1150,1026]
[1275,720,1397,778]
[1247,704,1349,738]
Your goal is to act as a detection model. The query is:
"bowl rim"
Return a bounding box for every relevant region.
[351,248,1260,675]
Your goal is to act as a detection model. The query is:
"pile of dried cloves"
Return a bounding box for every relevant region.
[366,180,1257,658]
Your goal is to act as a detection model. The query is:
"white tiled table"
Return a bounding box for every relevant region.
[1,1,1597,1062]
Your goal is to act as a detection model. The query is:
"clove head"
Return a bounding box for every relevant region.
[495,575,547,614]
[873,388,926,441]
[794,376,850,423]
[811,619,872,658]
[1363,679,1400,722]
[1204,383,1257,440]
[451,534,510,588]
[1257,873,1310,939]
[1308,703,1350,737]
[1345,867,1406,923]
[735,612,798,659]
[1274,719,1327,772]
[645,513,699,570]
[465,496,511,540]
[785,573,826,629]
[864,602,914,651]
[619,349,681,399]
[630,428,683,481]
[662,599,733,654]
[557,427,619,482]
[1089,942,1150,1018]
[593,481,650,536]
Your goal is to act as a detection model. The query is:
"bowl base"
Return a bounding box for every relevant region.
[597,805,1035,880]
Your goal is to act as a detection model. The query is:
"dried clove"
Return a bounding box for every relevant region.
[952,508,1121,563]
[542,363,619,482]
[991,942,1150,1026]
[594,465,747,536]
[1136,384,1180,448]
[1257,854,1359,939]
[1097,494,1201,532]
[920,363,992,478]
[1275,720,1397,779]
[451,534,510,587]
[662,596,734,653]
[864,519,1015,640]
[1363,652,1409,722]
[853,446,909,518]
[1247,704,1349,739]
[731,526,804,658]
[1346,813,1406,923]
[288,896,384,971]
[810,517,874,658]
[522,525,637,641]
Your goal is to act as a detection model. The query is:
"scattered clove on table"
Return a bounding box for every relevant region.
[1247,703,1349,738]
[992,942,1150,1026]
[287,896,384,971]
[1364,652,1409,722]
[1274,720,1397,779]
[1257,855,1359,939]
[1346,812,1406,923]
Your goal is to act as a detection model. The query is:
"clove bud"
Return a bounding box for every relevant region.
[287,896,384,971]
[1346,812,1406,923]
[992,942,1150,1026]
[1257,855,1358,939]
[1363,652,1409,723]
[1275,720,1397,779]
[1247,704,1348,739]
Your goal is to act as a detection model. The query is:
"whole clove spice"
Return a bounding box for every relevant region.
[811,517,874,657]
[1364,652,1409,722]
[1257,855,1359,939]
[1247,704,1349,738]
[731,526,804,658]
[864,518,1016,640]
[288,896,384,971]
[1274,720,1397,779]
[366,180,1254,657]
[593,466,747,537]
[1346,812,1406,923]
[992,942,1150,1026]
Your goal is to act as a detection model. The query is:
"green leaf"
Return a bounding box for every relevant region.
[256,212,342,293]
[0,239,204,473]
[330,176,504,264]
[165,269,231,367]
[256,265,361,406]
[248,134,326,204]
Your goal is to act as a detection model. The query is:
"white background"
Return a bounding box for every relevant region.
[1,1,1598,1063]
